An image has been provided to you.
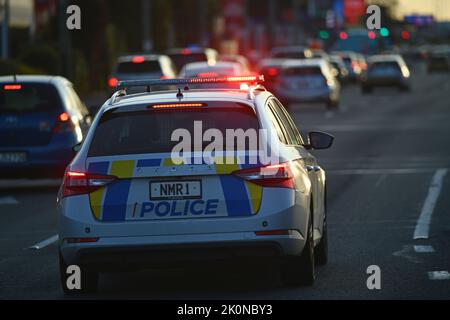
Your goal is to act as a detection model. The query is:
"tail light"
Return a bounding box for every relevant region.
[108,77,118,88]
[62,171,116,197]
[233,162,295,189]
[53,112,74,133]
[267,67,279,77]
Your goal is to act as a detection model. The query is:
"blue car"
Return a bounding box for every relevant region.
[0,75,91,178]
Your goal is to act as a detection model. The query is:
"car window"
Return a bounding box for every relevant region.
[66,84,88,115]
[116,61,162,74]
[88,102,260,157]
[273,99,304,145]
[0,82,63,113]
[268,99,297,145]
[266,101,288,144]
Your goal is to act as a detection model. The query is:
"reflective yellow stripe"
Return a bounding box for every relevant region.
[163,157,184,166]
[110,160,135,178]
[246,181,263,214]
[89,188,105,220]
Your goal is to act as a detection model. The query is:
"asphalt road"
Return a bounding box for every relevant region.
[1,63,450,299]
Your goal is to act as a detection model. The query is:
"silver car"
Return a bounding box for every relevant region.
[274,59,341,110]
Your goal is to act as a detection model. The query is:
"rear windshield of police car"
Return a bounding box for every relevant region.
[116,61,161,74]
[88,102,260,157]
[0,82,63,113]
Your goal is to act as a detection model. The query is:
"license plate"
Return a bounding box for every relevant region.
[0,152,27,163]
[150,180,202,200]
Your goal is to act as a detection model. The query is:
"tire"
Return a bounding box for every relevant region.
[315,191,328,265]
[59,252,99,295]
[281,213,315,287]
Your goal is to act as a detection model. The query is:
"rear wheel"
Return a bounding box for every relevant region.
[59,252,99,295]
[281,214,315,287]
[315,194,328,265]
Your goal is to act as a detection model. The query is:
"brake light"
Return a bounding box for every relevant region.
[197,72,219,78]
[62,171,116,197]
[4,84,22,90]
[132,56,145,64]
[151,103,205,109]
[267,67,278,77]
[53,112,73,133]
[181,48,192,55]
[339,32,348,40]
[108,77,118,88]
[59,112,70,122]
[233,162,295,189]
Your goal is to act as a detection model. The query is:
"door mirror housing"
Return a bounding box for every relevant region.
[304,131,334,150]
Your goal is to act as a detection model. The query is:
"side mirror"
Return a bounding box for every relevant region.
[305,131,334,150]
[72,143,82,153]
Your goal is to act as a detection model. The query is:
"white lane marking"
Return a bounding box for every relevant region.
[328,168,438,175]
[28,234,59,250]
[0,196,19,205]
[413,168,448,240]
[428,271,450,280]
[414,245,435,253]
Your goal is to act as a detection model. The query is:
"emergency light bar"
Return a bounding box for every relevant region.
[116,75,264,90]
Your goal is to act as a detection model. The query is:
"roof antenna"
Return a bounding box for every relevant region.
[176,88,184,99]
[146,85,151,93]
[13,74,17,82]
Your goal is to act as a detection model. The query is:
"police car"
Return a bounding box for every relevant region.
[57,75,334,293]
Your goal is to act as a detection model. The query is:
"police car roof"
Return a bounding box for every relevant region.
[108,88,262,109]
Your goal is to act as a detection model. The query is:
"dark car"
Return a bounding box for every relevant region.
[361,55,411,93]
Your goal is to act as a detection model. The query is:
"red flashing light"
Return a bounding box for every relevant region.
[132,56,145,63]
[108,77,118,88]
[4,84,22,90]
[368,31,376,39]
[339,32,348,40]
[401,31,410,40]
[181,48,192,55]
[233,162,295,189]
[62,171,116,197]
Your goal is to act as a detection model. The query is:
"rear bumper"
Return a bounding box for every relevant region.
[0,134,77,177]
[60,235,302,271]
[363,76,408,87]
